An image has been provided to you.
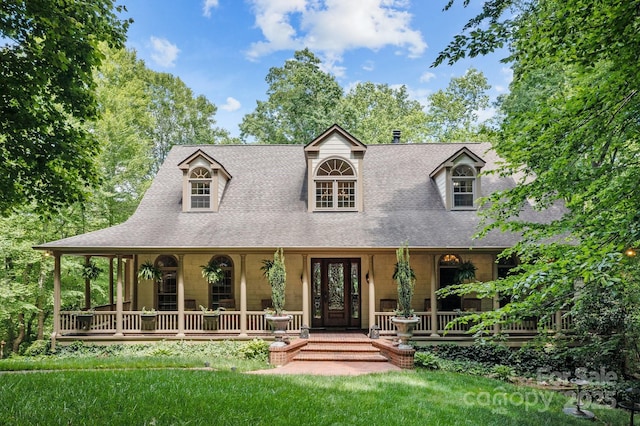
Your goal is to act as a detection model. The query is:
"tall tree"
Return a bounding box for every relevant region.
[147,72,233,172]
[438,0,640,373]
[0,0,130,213]
[424,68,491,142]
[339,83,429,144]
[240,49,343,144]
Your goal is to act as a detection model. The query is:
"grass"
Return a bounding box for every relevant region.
[0,341,630,425]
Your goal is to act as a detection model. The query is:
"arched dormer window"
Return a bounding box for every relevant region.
[189,167,212,209]
[314,158,357,211]
[452,164,476,209]
[178,150,232,213]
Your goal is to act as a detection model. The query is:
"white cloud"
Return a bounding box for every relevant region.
[362,60,375,72]
[203,0,219,17]
[220,97,241,112]
[475,106,496,123]
[149,36,180,67]
[246,0,426,72]
[419,71,436,83]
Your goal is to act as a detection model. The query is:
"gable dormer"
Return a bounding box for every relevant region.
[304,125,366,212]
[429,147,485,210]
[178,149,232,212]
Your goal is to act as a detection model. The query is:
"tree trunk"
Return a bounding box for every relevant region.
[36,261,48,340]
[12,313,24,353]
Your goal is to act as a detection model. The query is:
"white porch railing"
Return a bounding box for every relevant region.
[60,310,569,338]
[374,311,572,336]
[60,310,303,336]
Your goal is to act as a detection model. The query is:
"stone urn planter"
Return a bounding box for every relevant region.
[265,314,292,347]
[75,312,94,331]
[391,316,420,349]
[202,313,219,330]
[140,308,157,331]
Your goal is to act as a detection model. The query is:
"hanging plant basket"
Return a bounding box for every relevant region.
[138,261,161,282]
[455,260,477,284]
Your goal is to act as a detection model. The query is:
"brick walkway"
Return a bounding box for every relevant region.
[248,360,403,375]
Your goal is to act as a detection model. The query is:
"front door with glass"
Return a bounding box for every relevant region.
[311,258,361,328]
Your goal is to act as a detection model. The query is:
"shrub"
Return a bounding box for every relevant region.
[22,340,51,357]
[239,338,269,361]
[492,364,515,381]
[414,352,440,370]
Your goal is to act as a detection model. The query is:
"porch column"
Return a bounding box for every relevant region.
[368,254,376,330]
[84,256,91,310]
[492,255,500,336]
[177,254,185,338]
[115,255,124,337]
[109,256,114,307]
[301,254,309,327]
[239,254,247,337]
[52,252,61,340]
[430,255,439,337]
[555,311,563,334]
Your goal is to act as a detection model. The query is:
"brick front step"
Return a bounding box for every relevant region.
[268,333,416,369]
[292,336,389,362]
[293,352,389,362]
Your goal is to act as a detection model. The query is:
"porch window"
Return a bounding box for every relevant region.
[314,158,356,211]
[190,167,212,210]
[156,255,178,311]
[209,255,234,309]
[452,165,475,209]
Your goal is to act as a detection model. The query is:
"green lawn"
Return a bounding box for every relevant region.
[0,367,628,425]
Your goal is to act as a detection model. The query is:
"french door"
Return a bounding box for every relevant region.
[311,258,361,328]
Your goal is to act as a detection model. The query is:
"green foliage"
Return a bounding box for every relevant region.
[238,338,270,361]
[393,243,415,317]
[22,340,51,357]
[436,0,640,377]
[240,49,343,144]
[137,261,161,282]
[81,261,102,281]
[338,82,429,144]
[241,48,491,144]
[414,351,441,370]
[261,248,287,315]
[491,364,515,381]
[424,68,493,142]
[201,260,225,284]
[0,0,131,213]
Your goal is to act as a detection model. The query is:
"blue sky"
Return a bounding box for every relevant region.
[122,0,512,137]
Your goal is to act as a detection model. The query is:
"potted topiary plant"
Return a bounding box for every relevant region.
[391,243,420,348]
[261,248,291,346]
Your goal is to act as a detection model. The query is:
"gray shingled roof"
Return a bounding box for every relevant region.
[38,142,555,252]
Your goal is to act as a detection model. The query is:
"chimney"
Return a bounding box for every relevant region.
[392,130,401,144]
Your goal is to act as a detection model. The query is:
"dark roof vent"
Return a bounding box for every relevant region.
[392,130,401,144]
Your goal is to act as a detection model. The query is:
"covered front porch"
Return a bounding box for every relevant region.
[47,249,572,346]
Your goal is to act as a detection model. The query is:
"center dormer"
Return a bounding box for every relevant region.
[304,125,366,212]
